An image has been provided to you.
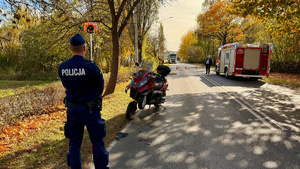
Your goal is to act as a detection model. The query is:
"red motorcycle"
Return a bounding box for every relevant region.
[125,59,170,120]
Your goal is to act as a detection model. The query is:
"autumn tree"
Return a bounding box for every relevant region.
[230,0,300,40]
[144,22,166,60]
[145,34,159,58]
[0,1,96,75]
[178,30,204,62]
[157,23,166,59]
[201,0,216,12]
[91,0,173,95]
[229,0,299,38]
[1,0,171,94]
[0,4,44,75]
[68,0,164,96]
[197,0,252,45]
[0,0,141,94]
[195,32,218,60]
[229,0,300,74]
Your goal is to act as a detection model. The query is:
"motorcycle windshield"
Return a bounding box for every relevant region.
[135,59,154,78]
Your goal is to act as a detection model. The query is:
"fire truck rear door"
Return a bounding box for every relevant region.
[220,50,226,73]
[244,49,261,70]
[224,50,230,72]
[229,49,235,73]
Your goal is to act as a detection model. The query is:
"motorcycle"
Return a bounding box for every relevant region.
[125,59,171,120]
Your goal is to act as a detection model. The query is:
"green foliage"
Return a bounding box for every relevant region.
[0,44,21,71]
[0,0,112,80]
[270,33,300,73]
[196,33,218,62]
[21,24,70,74]
[0,5,72,80]
[0,80,52,98]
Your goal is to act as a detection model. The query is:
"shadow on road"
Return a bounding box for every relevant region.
[168,64,266,89]
[199,75,266,89]
[109,91,300,169]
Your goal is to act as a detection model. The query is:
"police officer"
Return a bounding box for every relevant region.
[59,34,109,169]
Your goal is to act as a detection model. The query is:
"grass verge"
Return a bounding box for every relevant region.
[0,81,133,169]
[0,80,53,98]
[262,73,300,88]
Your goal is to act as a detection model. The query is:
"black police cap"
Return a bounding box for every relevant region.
[70,34,86,46]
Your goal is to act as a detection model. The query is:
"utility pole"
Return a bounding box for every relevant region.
[90,33,93,61]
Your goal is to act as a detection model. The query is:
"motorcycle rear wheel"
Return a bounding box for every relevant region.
[126,101,137,120]
[138,95,147,109]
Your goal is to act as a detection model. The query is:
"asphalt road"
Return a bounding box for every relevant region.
[93,62,300,169]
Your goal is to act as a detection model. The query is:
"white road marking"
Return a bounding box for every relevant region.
[203,75,287,131]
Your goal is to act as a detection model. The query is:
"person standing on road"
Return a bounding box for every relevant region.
[59,34,109,169]
[205,55,212,74]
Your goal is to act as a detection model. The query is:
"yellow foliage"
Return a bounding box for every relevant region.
[197,0,248,45]
[178,31,198,61]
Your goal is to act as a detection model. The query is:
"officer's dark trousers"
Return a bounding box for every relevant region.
[65,105,109,169]
[206,65,211,74]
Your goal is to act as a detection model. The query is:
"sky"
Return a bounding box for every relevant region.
[157,0,205,52]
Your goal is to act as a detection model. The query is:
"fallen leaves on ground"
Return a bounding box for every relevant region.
[269,73,300,84]
[0,81,132,168]
[0,104,66,156]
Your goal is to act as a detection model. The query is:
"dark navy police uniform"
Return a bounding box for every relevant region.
[59,34,109,169]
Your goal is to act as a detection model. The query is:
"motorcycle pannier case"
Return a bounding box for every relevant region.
[157,65,171,76]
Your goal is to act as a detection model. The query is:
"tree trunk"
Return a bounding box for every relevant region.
[104,57,110,73]
[138,40,143,63]
[103,25,119,96]
[223,32,227,45]
[104,0,141,96]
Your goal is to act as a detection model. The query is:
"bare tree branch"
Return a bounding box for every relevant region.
[0,36,10,41]
[118,0,141,37]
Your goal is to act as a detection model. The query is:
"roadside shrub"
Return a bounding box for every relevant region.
[271,60,300,74]
[118,66,134,83]
[0,82,65,130]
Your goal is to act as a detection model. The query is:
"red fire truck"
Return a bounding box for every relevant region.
[215,42,273,78]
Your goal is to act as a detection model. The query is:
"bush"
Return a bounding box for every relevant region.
[0,70,59,81]
[271,60,300,74]
[117,66,134,83]
[0,82,65,130]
